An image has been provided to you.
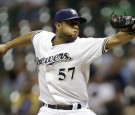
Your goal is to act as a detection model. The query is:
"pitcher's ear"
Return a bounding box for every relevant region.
[55,22,61,31]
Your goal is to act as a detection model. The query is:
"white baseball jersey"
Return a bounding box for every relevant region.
[32,30,109,106]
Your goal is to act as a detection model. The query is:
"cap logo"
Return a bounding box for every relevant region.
[70,9,77,15]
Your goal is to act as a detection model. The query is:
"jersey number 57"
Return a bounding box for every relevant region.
[58,67,75,80]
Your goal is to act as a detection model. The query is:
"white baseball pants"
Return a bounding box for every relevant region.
[38,106,96,115]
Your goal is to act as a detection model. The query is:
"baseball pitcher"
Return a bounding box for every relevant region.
[0,8,135,115]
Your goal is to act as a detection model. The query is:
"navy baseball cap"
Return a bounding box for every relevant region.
[54,8,87,24]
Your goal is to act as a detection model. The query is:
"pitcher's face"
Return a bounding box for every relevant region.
[56,19,80,42]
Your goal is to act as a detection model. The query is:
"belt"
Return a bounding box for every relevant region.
[42,102,81,110]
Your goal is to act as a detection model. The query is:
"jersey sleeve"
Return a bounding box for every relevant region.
[31,31,48,56]
[31,30,43,45]
[31,30,55,47]
[78,37,110,64]
[31,30,51,49]
[31,30,55,57]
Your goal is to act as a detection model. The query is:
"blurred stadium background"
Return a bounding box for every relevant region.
[0,0,135,115]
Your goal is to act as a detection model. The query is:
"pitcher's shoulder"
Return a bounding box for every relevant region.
[34,30,55,36]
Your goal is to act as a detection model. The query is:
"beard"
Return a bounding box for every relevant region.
[64,34,77,43]
[61,30,78,43]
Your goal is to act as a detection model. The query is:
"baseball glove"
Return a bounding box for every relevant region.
[110,13,135,35]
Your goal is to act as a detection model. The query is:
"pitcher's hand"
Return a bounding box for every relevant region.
[0,44,9,56]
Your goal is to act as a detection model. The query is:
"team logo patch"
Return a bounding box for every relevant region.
[70,9,77,15]
[37,53,73,66]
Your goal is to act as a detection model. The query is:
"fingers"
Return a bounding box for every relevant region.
[0,44,8,56]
